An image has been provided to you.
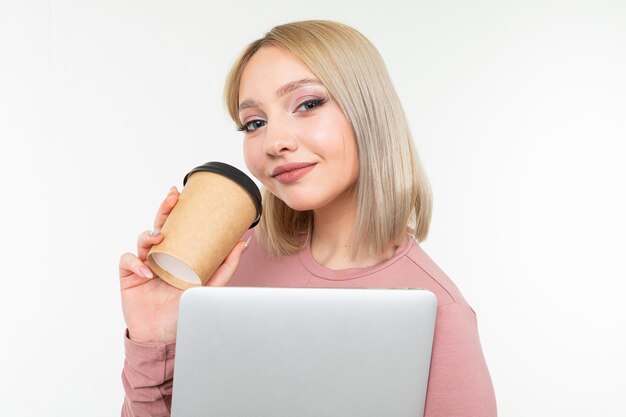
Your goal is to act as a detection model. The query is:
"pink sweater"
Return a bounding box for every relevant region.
[121,233,497,416]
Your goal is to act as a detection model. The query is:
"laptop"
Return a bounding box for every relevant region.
[171,287,437,417]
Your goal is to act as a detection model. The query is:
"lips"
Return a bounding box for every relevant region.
[271,162,317,184]
[271,162,316,177]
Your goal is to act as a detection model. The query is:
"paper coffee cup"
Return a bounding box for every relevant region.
[147,162,262,290]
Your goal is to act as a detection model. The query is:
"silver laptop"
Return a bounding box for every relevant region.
[171,287,437,417]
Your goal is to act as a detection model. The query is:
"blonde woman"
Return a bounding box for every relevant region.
[119,20,496,417]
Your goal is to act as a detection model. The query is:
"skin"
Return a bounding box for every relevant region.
[119,46,393,344]
[238,46,359,215]
[119,187,247,344]
[239,46,394,268]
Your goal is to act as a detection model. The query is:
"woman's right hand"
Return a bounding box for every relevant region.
[119,186,247,345]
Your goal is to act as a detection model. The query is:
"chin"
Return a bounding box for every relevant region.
[265,180,343,211]
[275,193,328,212]
[280,198,316,212]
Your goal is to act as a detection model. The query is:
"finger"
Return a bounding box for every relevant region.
[204,240,247,287]
[137,230,164,261]
[154,186,180,231]
[119,252,155,289]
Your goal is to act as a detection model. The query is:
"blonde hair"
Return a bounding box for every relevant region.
[224,20,432,259]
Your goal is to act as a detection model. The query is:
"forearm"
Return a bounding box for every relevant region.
[120,330,176,417]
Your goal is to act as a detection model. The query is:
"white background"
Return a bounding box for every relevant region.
[1,0,625,416]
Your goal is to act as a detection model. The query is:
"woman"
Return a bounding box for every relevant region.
[119,20,496,417]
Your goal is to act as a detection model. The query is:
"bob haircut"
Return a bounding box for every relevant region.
[224,20,432,259]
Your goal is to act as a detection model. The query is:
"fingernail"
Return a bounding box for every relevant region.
[139,266,154,279]
[242,236,252,253]
[149,229,160,236]
[169,186,178,194]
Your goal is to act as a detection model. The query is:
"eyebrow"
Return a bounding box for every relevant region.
[238,78,323,114]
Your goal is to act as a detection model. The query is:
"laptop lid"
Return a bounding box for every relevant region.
[171,287,437,417]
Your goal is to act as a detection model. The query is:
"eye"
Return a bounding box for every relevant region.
[296,98,326,112]
[238,119,266,133]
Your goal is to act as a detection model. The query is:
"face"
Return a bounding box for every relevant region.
[237,46,359,212]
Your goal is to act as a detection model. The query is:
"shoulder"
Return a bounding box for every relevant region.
[392,237,470,308]
[228,229,311,287]
[232,229,272,274]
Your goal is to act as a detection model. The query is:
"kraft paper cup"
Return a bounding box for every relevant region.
[147,162,262,290]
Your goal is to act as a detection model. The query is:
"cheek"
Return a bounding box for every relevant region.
[243,141,262,180]
[344,142,360,183]
[243,139,275,191]
[339,124,360,182]
[324,115,359,169]
[304,118,344,158]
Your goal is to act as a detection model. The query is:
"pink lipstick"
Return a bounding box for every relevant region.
[271,162,316,184]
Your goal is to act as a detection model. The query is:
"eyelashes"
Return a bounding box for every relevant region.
[295,98,326,112]
[237,119,266,133]
[237,98,327,133]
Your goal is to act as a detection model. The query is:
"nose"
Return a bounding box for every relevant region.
[262,120,298,156]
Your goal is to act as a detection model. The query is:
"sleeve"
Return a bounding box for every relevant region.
[423,303,497,417]
[120,330,176,417]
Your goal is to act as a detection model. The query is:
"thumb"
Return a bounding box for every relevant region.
[204,239,248,287]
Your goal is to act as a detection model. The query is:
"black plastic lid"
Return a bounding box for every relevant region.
[183,161,262,228]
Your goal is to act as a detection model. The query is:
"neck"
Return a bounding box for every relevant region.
[310,191,396,270]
